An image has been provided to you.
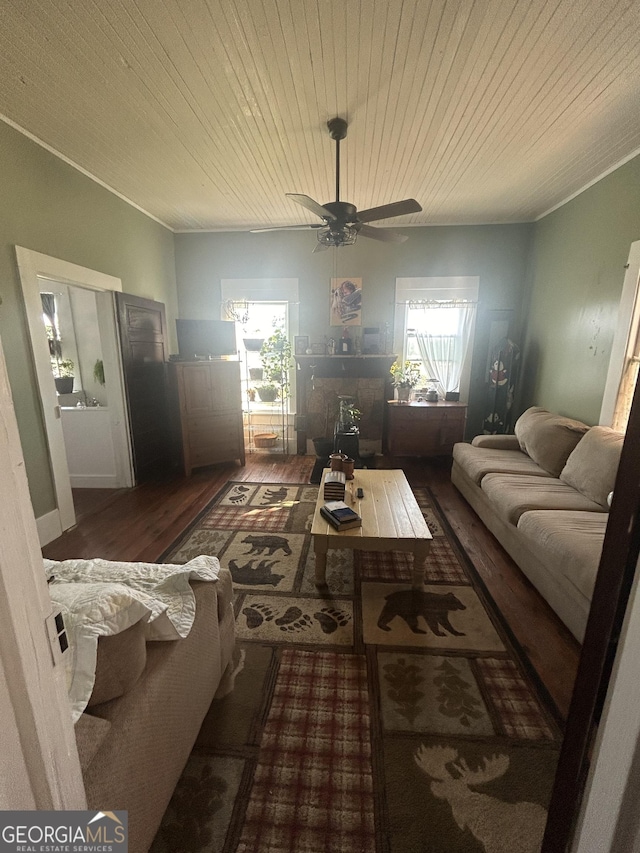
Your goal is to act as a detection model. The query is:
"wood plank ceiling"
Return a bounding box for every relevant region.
[0,0,639,232]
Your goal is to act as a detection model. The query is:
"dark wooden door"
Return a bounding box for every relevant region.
[115,292,171,482]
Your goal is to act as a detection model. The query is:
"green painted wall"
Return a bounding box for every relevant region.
[522,155,640,425]
[5,108,638,522]
[175,223,533,437]
[0,121,177,517]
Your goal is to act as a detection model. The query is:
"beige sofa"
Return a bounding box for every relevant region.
[70,569,235,853]
[451,407,624,642]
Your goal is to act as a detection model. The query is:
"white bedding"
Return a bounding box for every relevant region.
[45,555,221,721]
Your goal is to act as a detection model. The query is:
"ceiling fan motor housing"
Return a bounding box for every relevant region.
[322,201,357,224]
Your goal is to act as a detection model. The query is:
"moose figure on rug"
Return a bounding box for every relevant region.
[414,745,548,853]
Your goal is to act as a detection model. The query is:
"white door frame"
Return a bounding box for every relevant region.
[0,329,85,808]
[16,247,134,541]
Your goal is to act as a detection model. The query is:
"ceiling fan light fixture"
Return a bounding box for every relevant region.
[317,225,357,247]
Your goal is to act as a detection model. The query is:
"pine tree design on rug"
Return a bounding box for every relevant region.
[434,659,485,728]
[381,656,426,726]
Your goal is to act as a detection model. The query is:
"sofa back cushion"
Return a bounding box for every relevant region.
[514,407,590,476]
[560,426,624,508]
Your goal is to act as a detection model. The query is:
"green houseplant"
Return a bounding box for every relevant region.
[256,383,279,403]
[52,358,75,394]
[93,358,105,386]
[260,328,293,399]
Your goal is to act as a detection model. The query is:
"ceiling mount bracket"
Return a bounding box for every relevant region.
[327,117,348,140]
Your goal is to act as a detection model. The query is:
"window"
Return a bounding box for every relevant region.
[395,277,479,399]
[221,279,298,454]
[228,299,290,405]
[601,242,640,432]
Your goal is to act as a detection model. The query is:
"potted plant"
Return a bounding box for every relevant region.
[257,383,279,403]
[337,396,361,432]
[53,358,75,394]
[243,336,265,352]
[260,328,293,399]
[390,360,421,402]
[93,358,105,386]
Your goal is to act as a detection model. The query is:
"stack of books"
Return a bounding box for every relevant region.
[320,500,362,531]
[323,470,346,501]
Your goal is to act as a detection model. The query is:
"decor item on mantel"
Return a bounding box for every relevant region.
[390,360,421,403]
[331,278,362,326]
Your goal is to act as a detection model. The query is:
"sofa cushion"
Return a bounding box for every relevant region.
[87,617,148,707]
[514,407,590,476]
[480,473,606,525]
[517,510,609,601]
[560,426,624,508]
[471,434,521,451]
[74,712,112,772]
[452,442,553,485]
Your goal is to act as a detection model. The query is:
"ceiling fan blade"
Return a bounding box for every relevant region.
[357,223,409,243]
[312,241,329,253]
[286,193,337,221]
[250,224,324,233]
[356,198,422,223]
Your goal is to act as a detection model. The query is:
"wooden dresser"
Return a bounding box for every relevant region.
[385,400,467,457]
[169,360,245,475]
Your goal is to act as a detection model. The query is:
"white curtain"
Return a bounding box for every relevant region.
[413,301,476,394]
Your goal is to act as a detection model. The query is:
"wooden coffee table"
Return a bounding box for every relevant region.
[311,468,432,588]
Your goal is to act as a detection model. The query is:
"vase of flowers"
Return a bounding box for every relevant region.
[390,360,421,403]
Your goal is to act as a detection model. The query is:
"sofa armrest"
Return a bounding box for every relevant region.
[471,434,520,450]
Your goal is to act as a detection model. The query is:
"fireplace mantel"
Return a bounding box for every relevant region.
[294,354,397,453]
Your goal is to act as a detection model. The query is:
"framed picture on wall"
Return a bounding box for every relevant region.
[294,335,310,355]
[330,277,362,326]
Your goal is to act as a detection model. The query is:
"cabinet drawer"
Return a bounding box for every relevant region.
[385,402,466,457]
[191,442,240,466]
[187,413,240,444]
[187,412,238,433]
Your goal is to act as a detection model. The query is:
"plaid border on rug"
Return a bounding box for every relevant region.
[237,649,375,853]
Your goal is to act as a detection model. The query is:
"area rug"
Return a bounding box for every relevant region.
[150,481,562,853]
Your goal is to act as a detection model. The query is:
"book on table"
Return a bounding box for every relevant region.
[323,469,346,501]
[320,500,362,530]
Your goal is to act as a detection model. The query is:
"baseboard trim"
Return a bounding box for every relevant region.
[69,475,119,489]
[36,509,63,546]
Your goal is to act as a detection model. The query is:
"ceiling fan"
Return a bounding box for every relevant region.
[251,117,422,252]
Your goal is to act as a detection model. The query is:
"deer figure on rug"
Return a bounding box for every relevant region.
[414,745,548,853]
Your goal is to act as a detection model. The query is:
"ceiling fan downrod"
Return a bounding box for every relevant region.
[328,117,347,204]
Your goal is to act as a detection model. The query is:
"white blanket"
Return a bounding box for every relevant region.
[45,555,221,721]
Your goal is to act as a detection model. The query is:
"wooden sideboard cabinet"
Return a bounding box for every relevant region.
[385,400,467,457]
[169,360,245,475]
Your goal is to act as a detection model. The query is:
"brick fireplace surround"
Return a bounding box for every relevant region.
[294,355,397,454]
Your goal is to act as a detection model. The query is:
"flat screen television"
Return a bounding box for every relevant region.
[176,319,237,359]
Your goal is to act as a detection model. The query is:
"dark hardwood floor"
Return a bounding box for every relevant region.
[44,453,580,719]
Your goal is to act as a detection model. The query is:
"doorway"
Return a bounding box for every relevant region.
[16,247,134,543]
